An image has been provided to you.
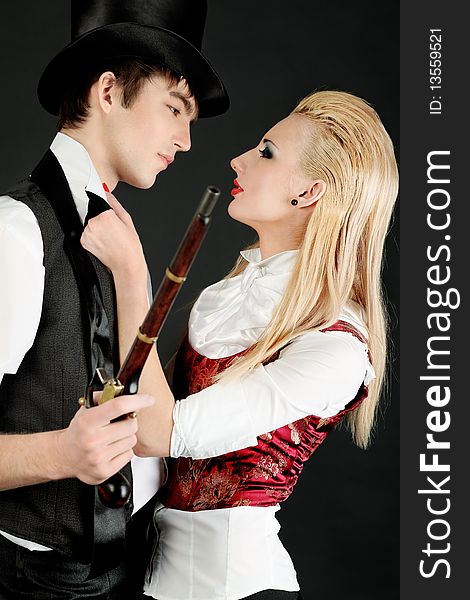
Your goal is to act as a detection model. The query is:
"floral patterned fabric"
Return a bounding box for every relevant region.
[159,321,369,511]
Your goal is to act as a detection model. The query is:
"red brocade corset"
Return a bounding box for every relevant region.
[158,321,369,512]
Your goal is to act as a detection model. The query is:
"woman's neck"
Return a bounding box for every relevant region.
[257,226,301,260]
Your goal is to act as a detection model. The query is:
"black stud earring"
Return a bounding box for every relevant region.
[291,199,298,206]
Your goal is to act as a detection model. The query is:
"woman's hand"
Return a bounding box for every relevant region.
[81,192,147,282]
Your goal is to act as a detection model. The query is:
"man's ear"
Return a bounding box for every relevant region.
[90,71,118,114]
[293,179,327,208]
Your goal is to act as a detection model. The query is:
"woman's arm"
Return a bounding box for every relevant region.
[82,195,372,461]
[170,330,371,459]
[81,194,175,457]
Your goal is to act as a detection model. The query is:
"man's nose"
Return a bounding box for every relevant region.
[174,122,191,153]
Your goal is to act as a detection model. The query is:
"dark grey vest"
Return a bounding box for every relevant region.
[0,151,132,565]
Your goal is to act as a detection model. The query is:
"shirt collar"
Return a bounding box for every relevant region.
[239,248,299,276]
[238,248,368,337]
[49,132,108,224]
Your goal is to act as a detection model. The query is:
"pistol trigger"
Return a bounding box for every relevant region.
[94,367,110,387]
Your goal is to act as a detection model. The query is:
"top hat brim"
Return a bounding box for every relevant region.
[37,23,229,118]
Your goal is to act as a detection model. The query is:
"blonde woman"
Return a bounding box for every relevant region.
[82,90,399,600]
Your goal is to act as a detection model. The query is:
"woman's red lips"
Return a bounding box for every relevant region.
[231,179,244,196]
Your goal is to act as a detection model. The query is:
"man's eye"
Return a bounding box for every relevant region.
[168,105,180,116]
[258,146,273,159]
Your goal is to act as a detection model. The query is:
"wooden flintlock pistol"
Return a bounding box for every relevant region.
[80,186,220,508]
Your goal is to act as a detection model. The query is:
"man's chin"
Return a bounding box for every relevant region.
[125,172,158,190]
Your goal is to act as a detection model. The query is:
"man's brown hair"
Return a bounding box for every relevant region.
[57,59,187,130]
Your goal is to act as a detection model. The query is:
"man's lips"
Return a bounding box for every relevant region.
[158,154,174,168]
[231,179,244,196]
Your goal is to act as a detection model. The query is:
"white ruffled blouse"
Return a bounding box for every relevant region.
[188,249,299,358]
[145,248,375,600]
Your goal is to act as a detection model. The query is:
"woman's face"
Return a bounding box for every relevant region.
[229,114,312,230]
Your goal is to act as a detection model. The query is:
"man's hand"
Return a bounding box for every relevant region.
[56,393,155,485]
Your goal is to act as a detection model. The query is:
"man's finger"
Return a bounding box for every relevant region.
[100,418,139,445]
[106,450,135,477]
[102,435,138,462]
[87,394,154,426]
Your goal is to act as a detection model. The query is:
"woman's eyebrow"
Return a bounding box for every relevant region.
[263,138,279,149]
[169,90,198,122]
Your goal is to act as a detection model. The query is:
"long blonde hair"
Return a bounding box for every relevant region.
[217,90,398,448]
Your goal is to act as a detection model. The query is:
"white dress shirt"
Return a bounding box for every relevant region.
[0,132,163,551]
[144,248,375,600]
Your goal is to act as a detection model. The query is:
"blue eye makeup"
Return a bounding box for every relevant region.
[258,145,273,159]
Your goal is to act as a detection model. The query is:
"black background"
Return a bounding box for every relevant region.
[0,2,399,598]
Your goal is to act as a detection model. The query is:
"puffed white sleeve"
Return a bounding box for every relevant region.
[170,329,375,459]
[0,197,45,384]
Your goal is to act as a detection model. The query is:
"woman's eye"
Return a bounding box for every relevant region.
[168,105,180,116]
[258,146,273,159]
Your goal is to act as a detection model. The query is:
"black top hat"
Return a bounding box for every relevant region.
[37,0,229,118]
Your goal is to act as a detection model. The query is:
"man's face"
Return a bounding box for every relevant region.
[105,74,197,188]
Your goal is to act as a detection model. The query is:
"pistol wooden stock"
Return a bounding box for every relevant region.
[96,185,220,508]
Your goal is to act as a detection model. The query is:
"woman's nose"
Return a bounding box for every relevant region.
[230,152,245,173]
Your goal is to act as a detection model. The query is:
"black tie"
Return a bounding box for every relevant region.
[85,190,110,225]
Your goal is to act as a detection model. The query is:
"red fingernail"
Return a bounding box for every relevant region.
[102,182,110,192]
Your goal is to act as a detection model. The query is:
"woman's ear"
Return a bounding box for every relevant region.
[294,180,327,208]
